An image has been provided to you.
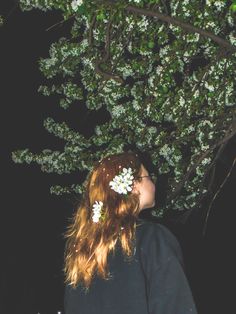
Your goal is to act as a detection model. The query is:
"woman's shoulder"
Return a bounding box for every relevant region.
[136,217,174,239]
[135,217,183,264]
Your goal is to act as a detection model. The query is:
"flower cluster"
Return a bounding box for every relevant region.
[92,201,103,223]
[71,0,83,11]
[109,167,134,194]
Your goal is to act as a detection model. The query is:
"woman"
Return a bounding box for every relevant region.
[63,151,198,314]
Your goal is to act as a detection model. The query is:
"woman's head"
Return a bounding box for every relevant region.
[64,151,156,288]
[84,151,155,223]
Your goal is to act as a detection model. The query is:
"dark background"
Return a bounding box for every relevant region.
[1,2,235,314]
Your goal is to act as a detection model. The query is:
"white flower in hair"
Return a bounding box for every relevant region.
[109,167,134,195]
[92,201,103,223]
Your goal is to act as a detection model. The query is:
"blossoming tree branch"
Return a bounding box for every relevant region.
[11,0,236,218]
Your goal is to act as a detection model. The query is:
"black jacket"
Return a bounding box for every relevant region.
[64,218,198,314]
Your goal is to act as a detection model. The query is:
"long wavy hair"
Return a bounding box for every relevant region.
[63,151,143,289]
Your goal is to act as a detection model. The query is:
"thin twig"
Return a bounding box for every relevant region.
[202,155,236,236]
[169,122,236,202]
[2,2,19,24]
[46,14,75,32]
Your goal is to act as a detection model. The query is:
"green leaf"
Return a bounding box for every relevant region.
[230,3,236,11]
[96,10,106,21]
[77,4,87,15]
[147,41,155,49]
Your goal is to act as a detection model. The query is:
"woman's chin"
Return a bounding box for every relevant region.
[139,199,156,211]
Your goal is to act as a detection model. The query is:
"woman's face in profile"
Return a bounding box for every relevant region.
[133,164,156,211]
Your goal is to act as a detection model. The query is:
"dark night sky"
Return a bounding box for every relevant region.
[1,2,236,314]
[0,2,77,313]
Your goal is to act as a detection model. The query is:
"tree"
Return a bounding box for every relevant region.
[11,0,236,219]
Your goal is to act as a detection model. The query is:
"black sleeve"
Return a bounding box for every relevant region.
[139,223,198,314]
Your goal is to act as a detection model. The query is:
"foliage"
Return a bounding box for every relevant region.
[11,0,236,217]
[0,15,4,26]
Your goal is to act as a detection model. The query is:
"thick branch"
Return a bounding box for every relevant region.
[125,5,236,53]
[88,14,97,47]
[94,2,236,84]
[98,21,136,92]
[93,12,125,83]
[94,60,124,84]
[95,16,135,89]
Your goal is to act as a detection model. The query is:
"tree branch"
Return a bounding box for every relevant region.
[88,14,97,47]
[169,119,236,202]
[94,15,136,92]
[125,5,236,54]
[45,14,75,32]
[94,60,124,84]
[93,12,124,84]
[93,2,236,87]
[202,155,236,236]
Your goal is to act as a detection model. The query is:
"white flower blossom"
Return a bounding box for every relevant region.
[193,90,200,98]
[92,201,103,223]
[227,14,234,27]
[137,16,149,32]
[71,0,83,11]
[109,167,134,194]
[179,96,186,107]
[156,65,163,75]
[125,16,135,31]
[201,157,212,166]
[159,144,173,158]
[228,32,236,46]
[204,82,215,92]
[206,0,226,11]
[159,46,169,57]
[132,99,141,110]
[206,21,216,28]
[111,105,126,118]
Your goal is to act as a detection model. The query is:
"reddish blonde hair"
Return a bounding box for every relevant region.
[63,151,143,289]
